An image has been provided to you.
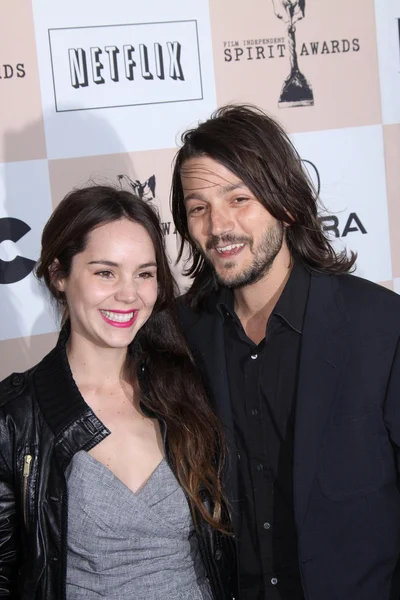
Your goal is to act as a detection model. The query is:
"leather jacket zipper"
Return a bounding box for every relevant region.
[23,454,33,528]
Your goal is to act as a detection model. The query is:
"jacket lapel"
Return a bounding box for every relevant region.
[294,274,350,529]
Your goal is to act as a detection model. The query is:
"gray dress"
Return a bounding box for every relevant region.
[66,451,213,599]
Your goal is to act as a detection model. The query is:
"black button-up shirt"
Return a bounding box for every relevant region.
[218,262,310,600]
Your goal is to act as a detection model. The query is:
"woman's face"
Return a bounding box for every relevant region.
[57,218,158,351]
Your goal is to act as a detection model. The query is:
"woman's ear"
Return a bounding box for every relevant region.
[49,259,65,292]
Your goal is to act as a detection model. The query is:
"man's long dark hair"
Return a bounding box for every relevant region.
[171,104,356,308]
[36,185,228,532]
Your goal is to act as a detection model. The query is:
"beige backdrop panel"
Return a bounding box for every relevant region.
[210,0,381,132]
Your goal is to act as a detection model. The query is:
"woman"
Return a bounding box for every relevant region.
[0,185,235,599]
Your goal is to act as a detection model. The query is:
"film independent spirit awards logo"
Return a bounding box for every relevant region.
[272,0,313,108]
[117,174,175,237]
[223,0,360,109]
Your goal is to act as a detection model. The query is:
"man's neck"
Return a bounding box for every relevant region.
[233,247,292,344]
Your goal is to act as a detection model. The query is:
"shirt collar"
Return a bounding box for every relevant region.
[273,261,310,333]
[216,261,311,334]
[217,285,234,317]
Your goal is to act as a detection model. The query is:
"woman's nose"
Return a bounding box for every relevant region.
[114,279,138,304]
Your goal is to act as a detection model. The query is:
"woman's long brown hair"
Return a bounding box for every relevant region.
[36,185,229,532]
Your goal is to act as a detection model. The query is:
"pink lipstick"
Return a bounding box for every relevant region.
[99,309,138,328]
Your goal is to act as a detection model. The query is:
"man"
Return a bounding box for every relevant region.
[171,104,400,600]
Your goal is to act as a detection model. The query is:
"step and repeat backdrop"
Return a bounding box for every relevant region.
[0,0,399,378]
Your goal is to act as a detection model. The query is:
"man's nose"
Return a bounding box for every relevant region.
[209,206,234,237]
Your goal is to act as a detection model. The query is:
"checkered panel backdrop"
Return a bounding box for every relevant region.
[0,0,399,378]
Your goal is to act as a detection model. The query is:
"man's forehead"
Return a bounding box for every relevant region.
[180,158,245,193]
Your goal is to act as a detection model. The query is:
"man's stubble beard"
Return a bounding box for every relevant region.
[199,221,285,289]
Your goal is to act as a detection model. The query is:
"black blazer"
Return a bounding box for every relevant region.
[178,271,400,600]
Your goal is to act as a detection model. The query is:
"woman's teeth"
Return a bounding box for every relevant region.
[100,310,134,322]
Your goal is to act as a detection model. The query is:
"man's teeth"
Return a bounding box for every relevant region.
[216,243,244,253]
[100,310,134,323]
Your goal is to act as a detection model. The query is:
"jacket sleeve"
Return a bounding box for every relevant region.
[0,433,21,597]
[383,336,400,476]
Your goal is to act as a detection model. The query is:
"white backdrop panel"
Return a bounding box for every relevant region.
[32,0,217,158]
[0,160,58,340]
[291,124,392,283]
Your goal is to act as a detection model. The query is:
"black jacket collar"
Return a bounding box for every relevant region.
[33,324,93,439]
[32,324,157,453]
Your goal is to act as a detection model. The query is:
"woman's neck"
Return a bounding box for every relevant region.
[66,331,129,389]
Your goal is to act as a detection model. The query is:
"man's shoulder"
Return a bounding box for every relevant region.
[328,272,400,329]
[335,273,400,307]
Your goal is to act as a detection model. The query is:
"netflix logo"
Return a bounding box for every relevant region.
[48,20,204,112]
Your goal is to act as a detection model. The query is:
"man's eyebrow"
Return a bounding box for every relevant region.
[183,182,246,203]
[183,192,205,203]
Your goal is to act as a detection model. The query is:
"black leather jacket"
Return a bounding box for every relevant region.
[0,331,235,599]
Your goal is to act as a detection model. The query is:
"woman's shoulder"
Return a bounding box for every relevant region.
[0,337,61,412]
[0,367,36,411]
[0,368,39,462]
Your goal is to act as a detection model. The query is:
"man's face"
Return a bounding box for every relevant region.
[181,156,285,289]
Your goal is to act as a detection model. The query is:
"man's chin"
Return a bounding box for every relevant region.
[203,254,248,287]
[215,261,273,289]
[214,268,244,289]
